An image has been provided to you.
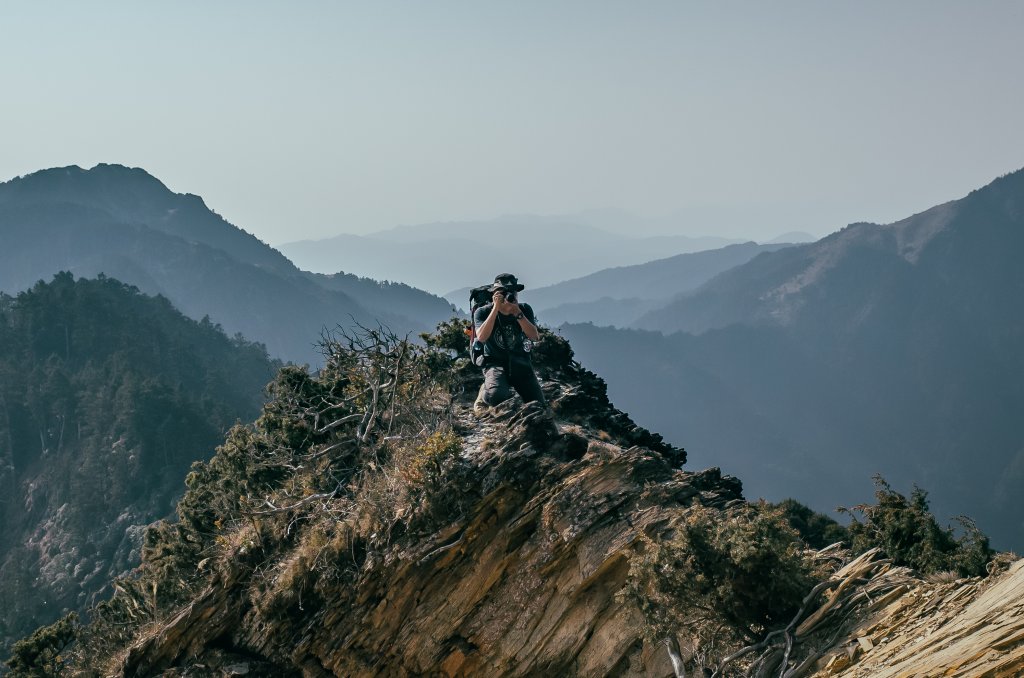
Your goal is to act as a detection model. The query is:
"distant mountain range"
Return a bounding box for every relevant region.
[562,167,1024,550]
[521,241,795,327]
[280,216,751,295]
[0,165,455,365]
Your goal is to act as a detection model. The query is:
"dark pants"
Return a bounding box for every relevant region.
[481,360,545,406]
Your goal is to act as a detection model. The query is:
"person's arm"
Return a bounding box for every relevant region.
[512,303,540,341]
[476,304,499,343]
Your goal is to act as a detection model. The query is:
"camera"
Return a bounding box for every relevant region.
[469,283,518,308]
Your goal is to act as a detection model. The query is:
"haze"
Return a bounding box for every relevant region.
[2,1,1022,244]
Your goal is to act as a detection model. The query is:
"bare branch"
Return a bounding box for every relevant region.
[386,337,408,437]
[313,412,363,435]
[244,484,343,516]
[665,636,687,678]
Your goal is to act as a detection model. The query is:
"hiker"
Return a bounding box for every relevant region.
[472,273,545,409]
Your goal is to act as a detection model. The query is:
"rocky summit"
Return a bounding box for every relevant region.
[107,327,746,677]
[122,413,742,677]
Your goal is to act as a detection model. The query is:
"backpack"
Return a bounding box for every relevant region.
[466,285,493,366]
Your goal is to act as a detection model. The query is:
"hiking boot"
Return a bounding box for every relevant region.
[473,384,489,416]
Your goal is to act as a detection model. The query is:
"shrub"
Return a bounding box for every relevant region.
[771,498,849,550]
[5,612,79,677]
[622,502,822,666]
[402,429,471,531]
[839,475,992,577]
[355,428,473,549]
[419,317,471,356]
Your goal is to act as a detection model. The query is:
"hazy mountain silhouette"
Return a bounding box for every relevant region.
[0,165,454,364]
[0,165,293,275]
[562,168,1024,550]
[280,217,743,295]
[523,242,794,327]
[766,231,816,244]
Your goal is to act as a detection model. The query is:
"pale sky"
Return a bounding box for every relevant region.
[1,1,1022,244]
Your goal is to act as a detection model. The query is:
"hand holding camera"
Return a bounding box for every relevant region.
[492,288,519,316]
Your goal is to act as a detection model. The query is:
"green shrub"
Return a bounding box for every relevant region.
[5,612,79,677]
[402,429,472,531]
[771,498,849,550]
[840,475,992,577]
[419,317,471,355]
[622,502,822,661]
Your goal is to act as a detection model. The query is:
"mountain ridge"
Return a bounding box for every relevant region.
[635,167,1024,335]
[525,241,795,327]
[562,166,1024,550]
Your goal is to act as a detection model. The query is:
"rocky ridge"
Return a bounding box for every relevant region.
[111,398,1024,678]
[13,326,1023,677]
[112,334,745,677]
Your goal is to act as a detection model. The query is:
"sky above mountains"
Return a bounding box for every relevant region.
[2,2,1022,245]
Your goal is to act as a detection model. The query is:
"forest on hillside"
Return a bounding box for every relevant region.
[0,273,279,654]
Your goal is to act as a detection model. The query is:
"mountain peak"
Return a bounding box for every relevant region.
[1,163,172,203]
[0,163,456,365]
[0,162,300,278]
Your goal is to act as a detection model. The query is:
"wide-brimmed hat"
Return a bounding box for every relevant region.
[488,273,525,292]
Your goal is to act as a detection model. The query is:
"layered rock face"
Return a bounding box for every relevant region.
[816,554,1024,677]
[288,422,734,676]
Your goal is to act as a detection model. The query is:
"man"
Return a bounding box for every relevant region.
[473,273,545,410]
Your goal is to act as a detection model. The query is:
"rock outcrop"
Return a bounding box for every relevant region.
[809,552,1024,677]
[119,387,742,677]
